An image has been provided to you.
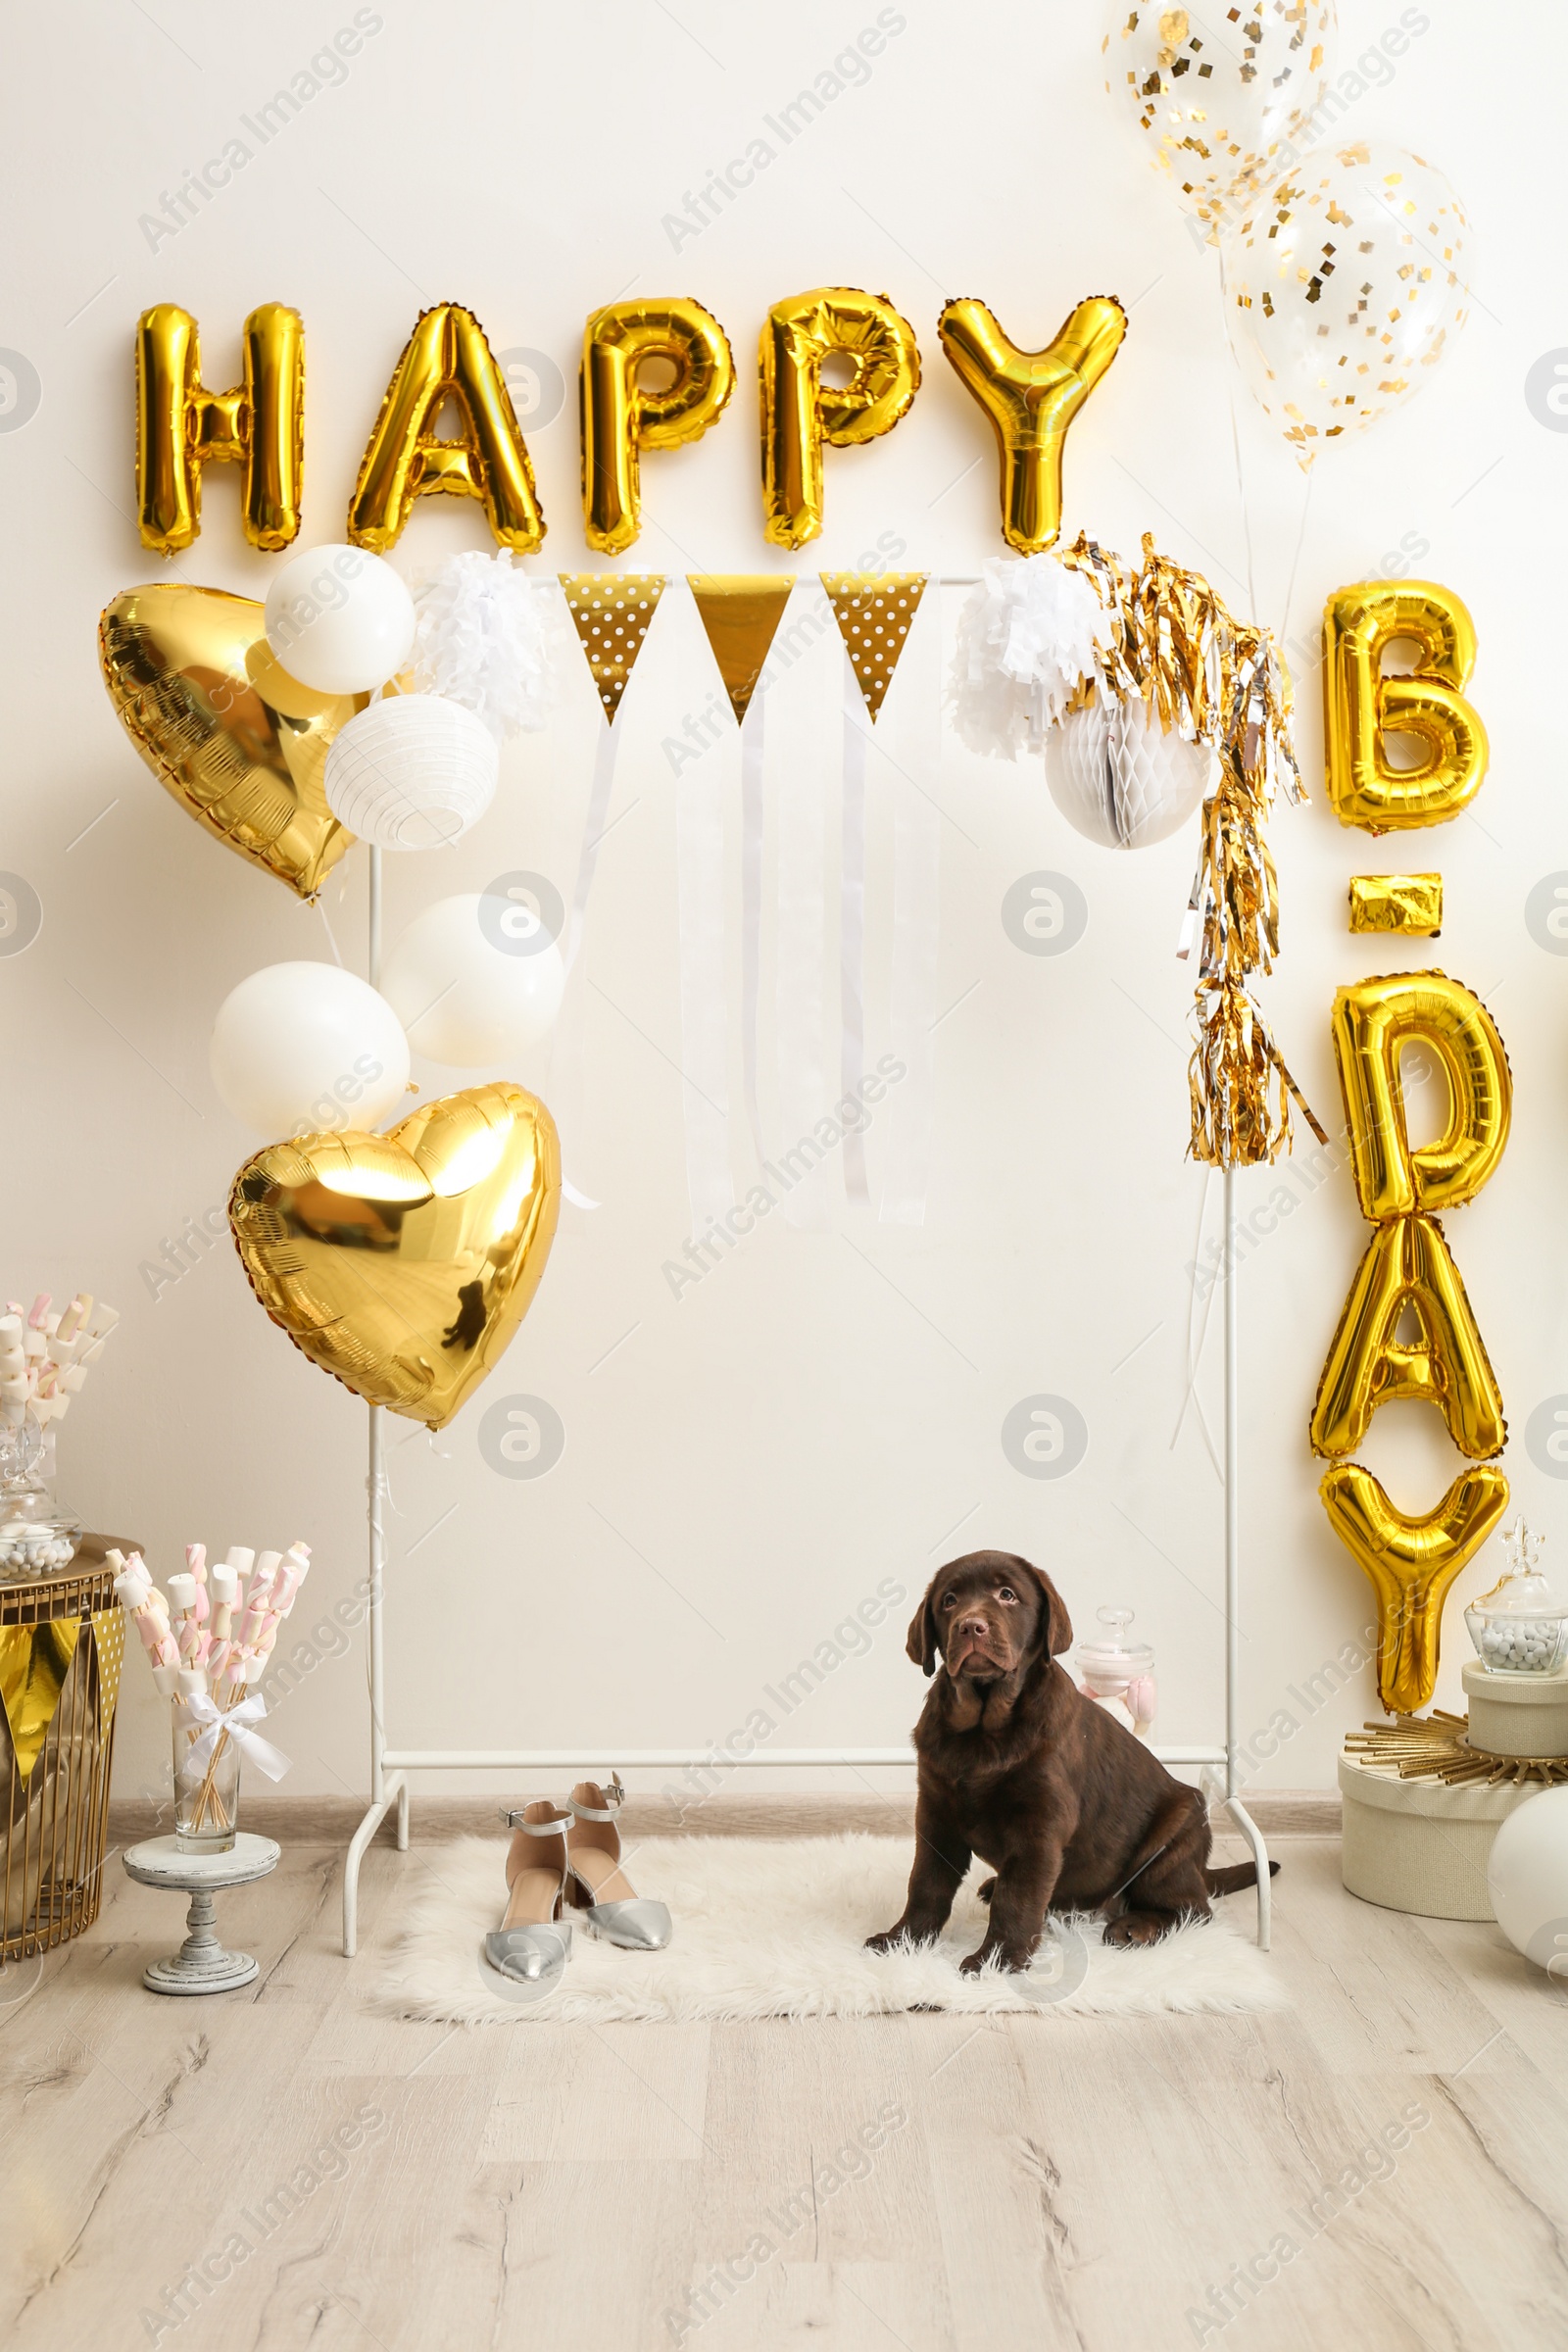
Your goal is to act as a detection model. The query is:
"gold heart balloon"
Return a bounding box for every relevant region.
[99,583,365,901]
[227,1082,561,1429]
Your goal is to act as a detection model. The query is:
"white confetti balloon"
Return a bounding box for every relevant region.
[1045,698,1212,851]
[1103,1,1337,235]
[1219,140,1470,462]
[323,694,500,852]
[263,543,416,694]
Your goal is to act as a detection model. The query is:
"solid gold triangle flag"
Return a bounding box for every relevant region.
[0,1617,81,1782]
[560,573,666,724]
[820,572,927,722]
[687,576,796,726]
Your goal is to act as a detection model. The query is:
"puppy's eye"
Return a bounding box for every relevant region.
[940,1592,957,1609]
[997,1587,1018,1604]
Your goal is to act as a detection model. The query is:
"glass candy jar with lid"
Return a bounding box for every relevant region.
[1075,1605,1157,1739]
[0,1417,82,1580]
[1464,1519,1568,1678]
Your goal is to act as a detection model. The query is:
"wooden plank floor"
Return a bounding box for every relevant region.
[2,1835,1566,2351]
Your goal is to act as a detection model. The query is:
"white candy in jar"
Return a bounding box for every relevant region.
[1479,1619,1559,1670]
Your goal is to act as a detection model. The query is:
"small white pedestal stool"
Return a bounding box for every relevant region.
[122,1833,280,1994]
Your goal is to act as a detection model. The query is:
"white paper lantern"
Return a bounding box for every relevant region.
[380,893,564,1067]
[263,544,416,694]
[1044,697,1212,851]
[1486,1786,1568,1977]
[323,695,500,852]
[210,962,410,1137]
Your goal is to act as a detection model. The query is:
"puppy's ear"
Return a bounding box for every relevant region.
[1014,1557,1072,1656]
[906,1587,939,1677]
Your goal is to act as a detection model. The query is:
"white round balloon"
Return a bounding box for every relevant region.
[263,544,416,695]
[323,695,500,853]
[1045,697,1211,850]
[380,893,564,1067]
[210,962,410,1137]
[1486,1787,1568,1978]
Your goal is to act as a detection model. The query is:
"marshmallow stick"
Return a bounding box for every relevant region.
[209,1564,237,1641]
[235,1554,281,1649]
[57,1294,90,1343]
[26,1296,50,1330]
[186,1544,211,1626]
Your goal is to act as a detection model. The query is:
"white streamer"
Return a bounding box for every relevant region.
[677,745,732,1229]
[840,652,871,1208]
[739,693,766,1168]
[547,717,621,1186]
[881,601,941,1224]
[775,665,829,1232]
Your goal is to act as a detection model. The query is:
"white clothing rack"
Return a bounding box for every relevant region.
[341,614,1273,1951]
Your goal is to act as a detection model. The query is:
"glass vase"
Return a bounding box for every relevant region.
[173,1718,241,1854]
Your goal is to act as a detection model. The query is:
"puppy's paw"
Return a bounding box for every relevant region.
[864,1927,907,1955]
[1103,1913,1171,1948]
[958,1948,990,1976]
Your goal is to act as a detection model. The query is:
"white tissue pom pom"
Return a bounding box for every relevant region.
[950,555,1108,760]
[410,551,555,742]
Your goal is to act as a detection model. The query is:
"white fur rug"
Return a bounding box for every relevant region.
[368,1835,1286,2025]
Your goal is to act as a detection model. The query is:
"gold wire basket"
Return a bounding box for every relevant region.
[0,1544,128,1959]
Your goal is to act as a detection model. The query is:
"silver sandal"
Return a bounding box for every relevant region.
[564,1777,671,1951]
[483,1800,574,1987]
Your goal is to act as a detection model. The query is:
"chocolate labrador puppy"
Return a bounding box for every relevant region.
[867,1549,1275,1971]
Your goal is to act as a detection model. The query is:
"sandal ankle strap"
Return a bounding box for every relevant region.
[502,1805,572,1834]
[568,1773,625,1822]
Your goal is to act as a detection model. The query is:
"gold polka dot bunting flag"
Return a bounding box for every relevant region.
[560,574,666,723]
[820,572,927,722]
[687,576,796,726]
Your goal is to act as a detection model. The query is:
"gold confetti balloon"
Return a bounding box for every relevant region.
[1219,140,1470,462]
[1103,2,1337,234]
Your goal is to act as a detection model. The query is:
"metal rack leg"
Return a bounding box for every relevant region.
[1224,1794,1272,1951]
[342,1774,404,1957]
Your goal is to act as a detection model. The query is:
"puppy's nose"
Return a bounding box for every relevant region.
[956,1612,989,1639]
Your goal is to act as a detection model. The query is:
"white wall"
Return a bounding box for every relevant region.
[6,0,1565,1806]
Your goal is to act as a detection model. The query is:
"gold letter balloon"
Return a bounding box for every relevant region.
[98,583,361,901]
[228,1082,561,1430]
[349,304,545,554]
[1319,1463,1511,1717]
[136,304,305,554]
[1324,580,1488,833]
[760,287,920,550]
[581,298,735,555]
[937,296,1126,553]
[1312,973,1512,1711]
[1330,971,1510,1224]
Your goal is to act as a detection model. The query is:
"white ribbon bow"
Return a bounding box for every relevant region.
[175,1690,291,1782]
